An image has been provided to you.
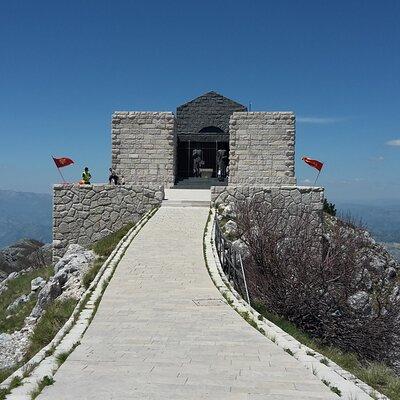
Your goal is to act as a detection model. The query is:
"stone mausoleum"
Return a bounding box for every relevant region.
[112,91,296,188]
[53,91,323,261]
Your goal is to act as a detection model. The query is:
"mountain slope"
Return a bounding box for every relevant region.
[336,200,400,262]
[0,190,52,249]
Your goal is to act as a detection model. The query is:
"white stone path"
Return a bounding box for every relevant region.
[38,191,336,399]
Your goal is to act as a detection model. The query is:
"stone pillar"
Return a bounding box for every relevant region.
[112,112,176,188]
[228,112,296,186]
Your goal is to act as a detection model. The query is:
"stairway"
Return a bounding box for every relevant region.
[173,177,227,189]
[162,188,211,208]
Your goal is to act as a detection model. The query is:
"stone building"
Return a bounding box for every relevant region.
[111,91,296,188]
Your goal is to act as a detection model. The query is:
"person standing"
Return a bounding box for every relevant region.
[108,167,119,184]
[82,167,92,184]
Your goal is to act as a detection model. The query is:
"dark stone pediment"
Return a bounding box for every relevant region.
[176,91,247,137]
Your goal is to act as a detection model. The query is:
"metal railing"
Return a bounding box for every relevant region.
[214,217,250,304]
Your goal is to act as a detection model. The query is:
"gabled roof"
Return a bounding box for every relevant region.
[177,91,246,110]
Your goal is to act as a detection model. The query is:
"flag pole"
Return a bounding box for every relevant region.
[314,170,321,186]
[57,167,66,183]
[52,156,66,183]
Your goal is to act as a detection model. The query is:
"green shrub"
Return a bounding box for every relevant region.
[323,198,337,216]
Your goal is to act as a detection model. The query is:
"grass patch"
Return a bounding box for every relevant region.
[0,388,10,400]
[222,292,233,306]
[330,385,342,396]
[55,340,81,367]
[82,257,106,289]
[0,376,22,399]
[30,375,54,399]
[91,222,135,257]
[9,376,22,390]
[284,348,294,356]
[24,299,77,361]
[0,366,16,385]
[320,357,329,366]
[55,351,69,366]
[253,301,400,400]
[0,266,53,333]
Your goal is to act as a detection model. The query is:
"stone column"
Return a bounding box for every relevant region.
[112,112,176,188]
[228,112,296,186]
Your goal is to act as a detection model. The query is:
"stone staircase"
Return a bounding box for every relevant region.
[162,188,211,208]
[162,199,210,208]
[173,177,227,189]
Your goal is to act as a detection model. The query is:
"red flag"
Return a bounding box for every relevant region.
[52,157,74,168]
[302,156,323,171]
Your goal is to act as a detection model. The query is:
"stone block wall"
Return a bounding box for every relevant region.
[53,184,164,262]
[112,112,176,188]
[211,185,323,233]
[228,112,296,186]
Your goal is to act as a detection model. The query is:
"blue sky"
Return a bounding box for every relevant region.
[0,0,399,202]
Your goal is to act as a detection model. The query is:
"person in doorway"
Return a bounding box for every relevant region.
[108,167,119,185]
[82,167,92,184]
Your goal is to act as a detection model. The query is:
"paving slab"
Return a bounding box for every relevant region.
[38,202,336,399]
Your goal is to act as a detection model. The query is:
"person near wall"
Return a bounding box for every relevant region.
[82,167,92,184]
[108,167,119,185]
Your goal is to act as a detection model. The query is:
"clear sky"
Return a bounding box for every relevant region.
[0,0,399,202]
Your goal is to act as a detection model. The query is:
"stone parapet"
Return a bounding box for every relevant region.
[211,185,324,233]
[112,112,176,188]
[228,112,296,186]
[53,184,164,262]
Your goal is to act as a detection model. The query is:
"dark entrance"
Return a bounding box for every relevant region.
[174,91,247,186]
[176,139,229,180]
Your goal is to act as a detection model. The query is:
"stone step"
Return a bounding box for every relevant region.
[161,200,210,208]
[174,177,227,189]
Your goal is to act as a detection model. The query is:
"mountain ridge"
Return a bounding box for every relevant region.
[0,189,52,249]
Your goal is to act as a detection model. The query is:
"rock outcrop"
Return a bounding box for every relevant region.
[30,244,95,318]
[0,244,96,370]
[0,240,52,281]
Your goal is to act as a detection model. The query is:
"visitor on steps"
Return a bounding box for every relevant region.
[82,167,92,184]
[108,167,119,185]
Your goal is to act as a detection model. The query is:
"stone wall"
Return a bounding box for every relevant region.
[211,185,324,232]
[112,112,176,188]
[53,184,164,261]
[228,112,296,186]
[176,91,246,137]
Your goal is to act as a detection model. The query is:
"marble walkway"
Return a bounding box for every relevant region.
[38,190,336,399]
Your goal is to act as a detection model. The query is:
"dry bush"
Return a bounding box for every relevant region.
[235,198,400,363]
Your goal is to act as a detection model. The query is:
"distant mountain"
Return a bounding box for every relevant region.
[0,190,52,249]
[383,242,400,262]
[336,200,400,261]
